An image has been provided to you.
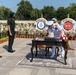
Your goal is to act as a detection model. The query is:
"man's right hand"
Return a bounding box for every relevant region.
[10,32,12,36]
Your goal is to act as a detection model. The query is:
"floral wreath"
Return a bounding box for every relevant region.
[61,18,76,32]
[34,18,47,31]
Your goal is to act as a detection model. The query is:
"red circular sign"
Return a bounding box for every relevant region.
[64,21,73,30]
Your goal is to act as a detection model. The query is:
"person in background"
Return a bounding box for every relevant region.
[7,12,15,53]
[52,18,66,57]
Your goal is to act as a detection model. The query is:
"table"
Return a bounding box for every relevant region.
[30,38,68,65]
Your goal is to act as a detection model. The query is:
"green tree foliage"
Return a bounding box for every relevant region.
[1,1,76,20]
[16,0,33,20]
[67,3,76,19]
[41,6,56,20]
[31,8,42,20]
[0,6,11,20]
[56,7,67,20]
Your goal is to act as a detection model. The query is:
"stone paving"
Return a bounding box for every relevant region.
[0,38,76,75]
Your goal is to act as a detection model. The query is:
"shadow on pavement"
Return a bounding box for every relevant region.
[25,49,52,60]
[27,43,32,46]
[25,49,65,64]
[3,45,8,51]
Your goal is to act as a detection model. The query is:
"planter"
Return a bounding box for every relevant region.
[74,38,76,40]
[15,35,37,38]
[33,36,36,38]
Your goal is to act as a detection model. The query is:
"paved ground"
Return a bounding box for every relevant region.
[0,38,76,75]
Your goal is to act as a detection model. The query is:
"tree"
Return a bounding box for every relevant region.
[67,3,76,19]
[31,8,42,20]
[41,6,56,20]
[0,6,11,19]
[56,7,67,20]
[16,0,33,20]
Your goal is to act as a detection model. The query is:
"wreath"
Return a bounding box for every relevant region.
[61,18,76,31]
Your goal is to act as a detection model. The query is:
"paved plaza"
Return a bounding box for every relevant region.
[0,38,76,75]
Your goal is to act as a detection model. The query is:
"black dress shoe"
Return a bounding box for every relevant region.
[0,56,2,58]
[8,50,15,53]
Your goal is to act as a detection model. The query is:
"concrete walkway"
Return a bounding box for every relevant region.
[0,38,76,75]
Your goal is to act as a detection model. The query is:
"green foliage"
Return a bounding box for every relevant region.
[67,3,76,19]
[56,7,67,20]
[1,1,76,20]
[41,6,56,20]
[31,8,42,20]
[0,6,11,19]
[16,0,33,20]
[0,30,8,38]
